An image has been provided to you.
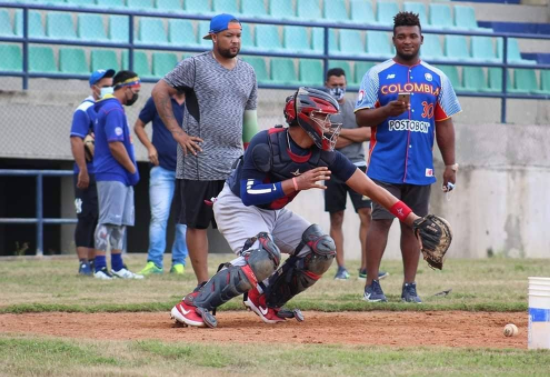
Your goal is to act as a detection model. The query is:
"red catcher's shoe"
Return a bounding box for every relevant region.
[244,287,285,324]
[171,299,205,327]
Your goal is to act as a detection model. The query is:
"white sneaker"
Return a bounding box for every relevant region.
[112,267,144,280]
[94,267,113,280]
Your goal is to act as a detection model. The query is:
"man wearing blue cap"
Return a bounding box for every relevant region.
[70,69,115,276]
[152,13,259,285]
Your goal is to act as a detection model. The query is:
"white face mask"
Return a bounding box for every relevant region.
[328,87,346,101]
[99,87,114,98]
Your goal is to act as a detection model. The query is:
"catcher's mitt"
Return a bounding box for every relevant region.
[83,134,95,162]
[412,214,452,270]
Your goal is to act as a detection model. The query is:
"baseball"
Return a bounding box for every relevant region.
[503,323,518,337]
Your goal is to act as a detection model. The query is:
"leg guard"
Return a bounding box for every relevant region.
[266,224,336,309]
[184,232,280,327]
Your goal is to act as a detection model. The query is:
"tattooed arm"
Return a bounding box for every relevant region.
[152,80,203,156]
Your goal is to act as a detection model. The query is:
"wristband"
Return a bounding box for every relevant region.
[292,177,299,191]
[389,201,412,222]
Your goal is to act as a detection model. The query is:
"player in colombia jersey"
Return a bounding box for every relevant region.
[355,12,461,303]
[169,87,451,328]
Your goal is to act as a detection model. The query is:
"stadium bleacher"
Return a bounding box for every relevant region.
[0,0,548,93]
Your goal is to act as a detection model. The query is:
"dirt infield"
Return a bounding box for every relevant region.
[0,311,528,349]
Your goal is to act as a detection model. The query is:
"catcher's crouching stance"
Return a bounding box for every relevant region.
[170,88,452,328]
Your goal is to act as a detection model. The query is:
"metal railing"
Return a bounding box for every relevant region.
[0,169,76,256]
[0,2,549,123]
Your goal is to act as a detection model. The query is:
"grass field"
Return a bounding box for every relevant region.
[1,254,549,376]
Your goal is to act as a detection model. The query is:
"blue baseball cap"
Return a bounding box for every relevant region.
[202,13,241,40]
[89,69,115,86]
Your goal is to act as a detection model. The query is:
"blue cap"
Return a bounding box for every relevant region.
[202,13,241,40]
[89,69,115,86]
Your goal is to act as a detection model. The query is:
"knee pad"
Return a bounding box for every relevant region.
[187,232,281,311]
[109,225,125,250]
[266,224,336,309]
[94,224,109,252]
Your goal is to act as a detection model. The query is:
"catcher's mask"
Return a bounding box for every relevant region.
[284,87,342,151]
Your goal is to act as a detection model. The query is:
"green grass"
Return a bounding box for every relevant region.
[1,335,549,377]
[0,255,548,313]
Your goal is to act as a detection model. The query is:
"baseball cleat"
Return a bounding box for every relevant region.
[171,300,205,328]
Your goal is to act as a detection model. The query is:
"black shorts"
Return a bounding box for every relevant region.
[371,179,431,221]
[73,173,99,248]
[175,179,225,229]
[324,166,372,213]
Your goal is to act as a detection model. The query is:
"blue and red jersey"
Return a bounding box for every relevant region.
[355,59,461,185]
[93,95,137,186]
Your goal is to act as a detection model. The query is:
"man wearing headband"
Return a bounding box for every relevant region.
[92,70,143,280]
[151,13,259,286]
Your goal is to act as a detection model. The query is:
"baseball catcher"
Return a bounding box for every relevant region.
[170,87,453,328]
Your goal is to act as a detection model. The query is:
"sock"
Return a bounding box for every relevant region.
[111,253,124,272]
[94,255,106,272]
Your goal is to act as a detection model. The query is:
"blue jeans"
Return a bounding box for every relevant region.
[147,166,188,268]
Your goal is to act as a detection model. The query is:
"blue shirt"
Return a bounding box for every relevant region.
[70,96,96,174]
[138,96,184,171]
[93,95,137,186]
[355,59,461,185]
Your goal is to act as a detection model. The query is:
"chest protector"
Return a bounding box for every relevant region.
[229,127,332,210]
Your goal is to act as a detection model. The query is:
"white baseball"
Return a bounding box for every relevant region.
[503,323,518,337]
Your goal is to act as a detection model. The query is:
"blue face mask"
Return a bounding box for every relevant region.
[100,87,114,98]
[328,87,346,101]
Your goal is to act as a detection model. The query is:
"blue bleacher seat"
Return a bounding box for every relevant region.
[324,0,350,23]
[533,70,550,95]
[168,19,198,47]
[59,48,90,74]
[212,0,239,13]
[0,10,15,37]
[329,60,352,83]
[152,52,178,78]
[421,34,444,61]
[15,11,46,38]
[299,59,323,86]
[270,58,300,85]
[0,45,22,71]
[481,68,512,93]
[198,21,212,47]
[403,2,428,26]
[29,46,58,73]
[471,36,498,63]
[66,0,96,7]
[338,29,367,57]
[510,69,539,93]
[312,28,338,54]
[77,14,108,41]
[297,0,321,21]
[283,26,312,54]
[269,0,295,20]
[137,18,168,45]
[497,38,537,65]
[444,35,470,61]
[350,0,377,25]
[127,0,154,10]
[367,31,393,59]
[156,0,182,12]
[462,66,487,92]
[185,0,213,14]
[436,65,465,91]
[377,1,399,26]
[109,16,130,42]
[240,23,254,50]
[255,24,284,52]
[46,12,77,40]
[121,50,152,78]
[241,0,268,18]
[429,3,454,30]
[96,0,125,9]
[454,5,491,32]
[241,56,271,84]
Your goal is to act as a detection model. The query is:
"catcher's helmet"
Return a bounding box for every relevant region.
[284,87,342,151]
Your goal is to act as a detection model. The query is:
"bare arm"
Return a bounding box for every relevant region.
[133,118,159,166]
[151,80,203,156]
[109,142,136,174]
[345,169,419,226]
[435,117,457,188]
[339,127,371,143]
[70,136,89,189]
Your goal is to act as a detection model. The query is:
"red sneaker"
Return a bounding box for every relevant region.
[170,299,205,327]
[244,287,285,324]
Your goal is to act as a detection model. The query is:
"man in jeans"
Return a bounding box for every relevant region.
[136,93,189,275]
